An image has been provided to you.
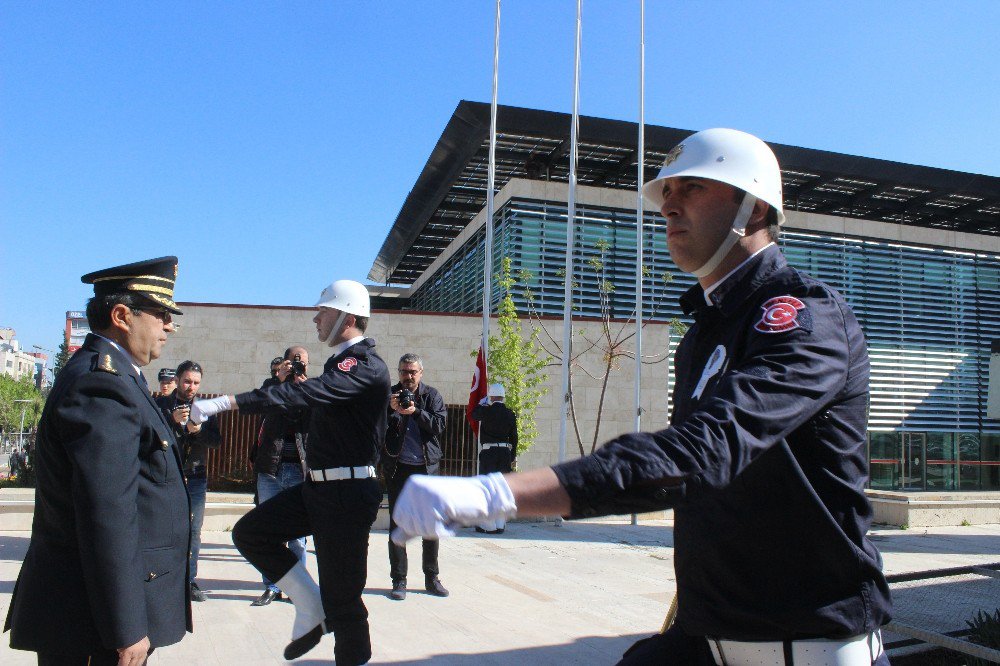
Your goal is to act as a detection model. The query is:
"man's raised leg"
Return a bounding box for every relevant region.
[231,484,324,658]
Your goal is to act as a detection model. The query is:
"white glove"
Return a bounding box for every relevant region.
[479,396,490,406]
[391,473,516,545]
[190,395,231,424]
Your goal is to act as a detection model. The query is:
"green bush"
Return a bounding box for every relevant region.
[966,608,1000,666]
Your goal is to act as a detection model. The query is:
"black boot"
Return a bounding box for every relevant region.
[251,588,281,606]
[390,578,407,601]
[425,576,449,597]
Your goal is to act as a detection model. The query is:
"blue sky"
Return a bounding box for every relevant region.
[3,1,999,358]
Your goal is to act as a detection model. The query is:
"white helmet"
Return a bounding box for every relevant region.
[315,280,371,317]
[488,383,506,399]
[642,128,784,223]
[642,128,785,278]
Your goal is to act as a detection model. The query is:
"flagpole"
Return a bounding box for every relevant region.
[479,0,501,476]
[558,0,582,467]
[632,0,645,527]
[634,0,645,434]
[482,0,501,362]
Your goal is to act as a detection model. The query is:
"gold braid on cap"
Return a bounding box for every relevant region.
[91,273,175,284]
[126,283,175,297]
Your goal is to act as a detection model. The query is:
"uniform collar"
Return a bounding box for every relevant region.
[330,335,366,358]
[680,244,787,316]
[91,332,143,377]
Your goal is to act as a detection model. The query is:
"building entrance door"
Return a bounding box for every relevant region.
[900,433,926,490]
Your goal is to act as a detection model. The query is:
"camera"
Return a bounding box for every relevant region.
[397,388,414,409]
[289,354,306,378]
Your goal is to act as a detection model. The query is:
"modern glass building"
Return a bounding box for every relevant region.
[370,101,1000,492]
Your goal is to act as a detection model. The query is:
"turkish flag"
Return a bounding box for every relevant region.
[466,345,488,435]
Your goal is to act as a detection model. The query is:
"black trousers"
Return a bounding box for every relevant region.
[478,446,513,475]
[387,462,439,582]
[232,477,380,666]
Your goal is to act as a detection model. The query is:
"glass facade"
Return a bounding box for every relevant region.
[411,197,1000,491]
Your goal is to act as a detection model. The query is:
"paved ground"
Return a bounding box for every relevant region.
[1,518,999,664]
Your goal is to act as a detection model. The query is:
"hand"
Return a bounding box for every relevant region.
[479,396,490,406]
[117,635,150,666]
[390,473,516,545]
[190,395,231,424]
[389,394,416,416]
[171,405,190,425]
[275,360,292,382]
[185,420,202,434]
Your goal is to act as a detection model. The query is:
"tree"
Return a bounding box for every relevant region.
[484,257,549,459]
[526,239,687,456]
[0,374,45,442]
[52,336,71,378]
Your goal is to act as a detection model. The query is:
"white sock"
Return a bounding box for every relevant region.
[275,561,325,640]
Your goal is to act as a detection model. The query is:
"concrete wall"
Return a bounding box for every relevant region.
[156,305,672,472]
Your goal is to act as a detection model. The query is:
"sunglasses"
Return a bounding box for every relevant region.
[137,308,173,324]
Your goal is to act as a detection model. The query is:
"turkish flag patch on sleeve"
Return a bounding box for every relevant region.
[754,296,806,333]
[337,357,358,372]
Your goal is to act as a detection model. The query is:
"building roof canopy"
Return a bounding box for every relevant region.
[370,101,1000,285]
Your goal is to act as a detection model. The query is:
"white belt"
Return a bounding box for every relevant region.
[481,443,511,450]
[709,630,883,666]
[308,466,376,482]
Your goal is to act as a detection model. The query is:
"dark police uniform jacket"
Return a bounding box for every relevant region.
[5,334,192,654]
[236,338,390,471]
[553,245,892,641]
[381,382,447,477]
[471,401,518,449]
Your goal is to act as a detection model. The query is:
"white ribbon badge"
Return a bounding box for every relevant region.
[692,344,727,400]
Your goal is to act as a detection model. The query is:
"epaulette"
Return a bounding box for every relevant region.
[94,353,120,376]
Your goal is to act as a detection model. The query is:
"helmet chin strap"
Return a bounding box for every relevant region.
[691,192,757,279]
[324,311,347,347]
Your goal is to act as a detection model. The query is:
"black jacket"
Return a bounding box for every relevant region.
[553,246,891,641]
[471,400,518,451]
[251,377,310,476]
[236,338,390,470]
[155,391,222,476]
[381,382,447,476]
[5,334,191,653]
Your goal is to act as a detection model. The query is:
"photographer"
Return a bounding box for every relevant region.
[381,353,448,601]
[155,359,222,602]
[249,346,311,607]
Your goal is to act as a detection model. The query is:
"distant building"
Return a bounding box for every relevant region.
[65,310,90,355]
[27,352,49,390]
[0,330,40,383]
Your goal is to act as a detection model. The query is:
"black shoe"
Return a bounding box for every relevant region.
[251,588,281,606]
[283,621,327,661]
[189,581,207,602]
[475,526,487,533]
[425,576,449,597]
[390,579,407,601]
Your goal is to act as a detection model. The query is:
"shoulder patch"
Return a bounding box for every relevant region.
[337,357,358,372]
[95,354,120,375]
[754,296,807,334]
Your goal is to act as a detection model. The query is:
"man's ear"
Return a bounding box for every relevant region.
[746,200,771,233]
[108,303,133,334]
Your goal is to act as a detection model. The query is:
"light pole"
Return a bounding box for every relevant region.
[12,399,32,450]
